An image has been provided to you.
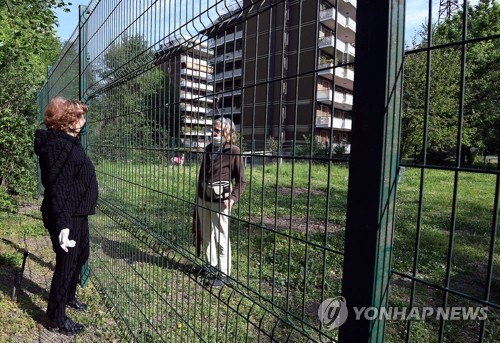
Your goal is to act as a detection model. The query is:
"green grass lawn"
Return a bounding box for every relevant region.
[1,160,498,342]
[0,205,123,341]
[89,160,500,342]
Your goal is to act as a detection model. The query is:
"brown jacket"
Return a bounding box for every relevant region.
[196,143,246,203]
[192,143,246,255]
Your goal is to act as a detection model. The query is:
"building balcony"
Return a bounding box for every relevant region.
[180,129,212,136]
[179,91,214,103]
[161,36,213,58]
[327,0,357,11]
[317,90,353,110]
[335,67,354,90]
[317,89,333,103]
[179,103,209,113]
[182,116,213,126]
[207,106,242,116]
[181,60,213,73]
[209,30,243,48]
[180,68,213,81]
[222,89,242,97]
[211,50,243,64]
[315,116,352,130]
[318,63,354,90]
[220,106,241,115]
[180,55,210,67]
[180,80,213,92]
[208,89,242,98]
[214,68,242,81]
[318,36,355,59]
[342,0,357,8]
[317,62,335,78]
[334,91,353,110]
[320,8,356,44]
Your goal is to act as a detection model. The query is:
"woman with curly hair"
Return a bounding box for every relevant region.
[34,97,98,336]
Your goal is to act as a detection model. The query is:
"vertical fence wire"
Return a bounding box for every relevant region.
[36,0,500,342]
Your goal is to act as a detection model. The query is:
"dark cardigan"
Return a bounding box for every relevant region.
[34,129,98,233]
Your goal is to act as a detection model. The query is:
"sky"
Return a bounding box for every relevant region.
[53,0,89,42]
[53,1,478,45]
[405,0,479,43]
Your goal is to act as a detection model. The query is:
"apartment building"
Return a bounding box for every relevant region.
[201,4,245,137]
[155,34,214,149]
[201,0,356,153]
[317,0,355,153]
[241,0,355,152]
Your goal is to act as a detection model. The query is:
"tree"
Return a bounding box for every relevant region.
[402,42,471,164]
[0,0,67,208]
[91,34,173,163]
[402,0,500,165]
[0,0,69,69]
[435,0,500,161]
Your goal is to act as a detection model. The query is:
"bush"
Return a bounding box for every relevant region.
[0,114,37,201]
[0,187,17,213]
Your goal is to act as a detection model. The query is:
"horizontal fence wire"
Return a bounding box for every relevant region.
[82,0,348,341]
[36,0,499,342]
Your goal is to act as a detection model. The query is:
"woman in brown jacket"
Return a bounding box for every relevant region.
[195,117,245,287]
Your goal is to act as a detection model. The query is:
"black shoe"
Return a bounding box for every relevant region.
[47,317,85,336]
[204,276,228,288]
[193,265,209,276]
[67,299,88,311]
[193,264,217,276]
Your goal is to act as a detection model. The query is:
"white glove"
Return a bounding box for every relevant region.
[59,228,76,252]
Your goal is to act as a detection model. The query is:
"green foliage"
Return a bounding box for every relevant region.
[0,113,38,198]
[90,160,499,341]
[402,48,467,163]
[332,139,348,156]
[0,0,68,69]
[91,34,173,163]
[0,187,16,213]
[237,132,249,152]
[0,0,63,205]
[403,1,500,164]
[46,42,81,99]
[295,135,330,161]
[265,136,281,154]
[0,251,23,268]
[436,0,500,157]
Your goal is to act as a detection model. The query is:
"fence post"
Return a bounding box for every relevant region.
[339,0,405,342]
[79,4,90,288]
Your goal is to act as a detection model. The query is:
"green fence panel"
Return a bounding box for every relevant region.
[36,0,499,342]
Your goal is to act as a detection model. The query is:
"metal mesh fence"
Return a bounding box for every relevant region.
[36,0,499,342]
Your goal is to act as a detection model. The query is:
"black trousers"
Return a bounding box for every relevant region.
[43,214,90,324]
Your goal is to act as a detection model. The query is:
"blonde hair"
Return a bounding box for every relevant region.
[214,117,238,145]
[44,97,88,133]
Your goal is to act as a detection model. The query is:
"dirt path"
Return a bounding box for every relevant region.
[1,228,122,342]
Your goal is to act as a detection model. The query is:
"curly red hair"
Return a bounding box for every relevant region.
[44,97,88,133]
